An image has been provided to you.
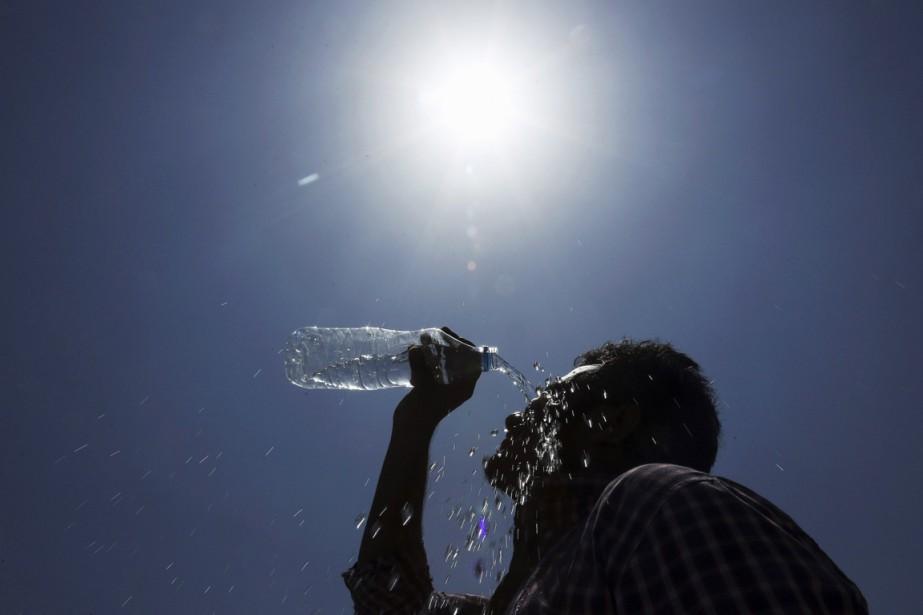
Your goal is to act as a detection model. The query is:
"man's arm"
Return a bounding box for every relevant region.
[346,331,481,613]
[356,388,443,568]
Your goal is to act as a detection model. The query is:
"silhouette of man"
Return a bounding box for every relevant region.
[344,329,867,613]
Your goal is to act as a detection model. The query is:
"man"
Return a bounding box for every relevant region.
[344,330,867,613]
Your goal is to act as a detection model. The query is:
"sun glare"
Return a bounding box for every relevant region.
[418,62,520,145]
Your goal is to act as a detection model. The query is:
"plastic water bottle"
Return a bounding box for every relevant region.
[283,326,500,391]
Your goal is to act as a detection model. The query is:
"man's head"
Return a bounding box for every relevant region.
[484,339,720,502]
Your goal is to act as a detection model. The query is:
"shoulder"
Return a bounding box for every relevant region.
[590,464,785,535]
[609,462,708,489]
[594,463,710,512]
[583,465,710,554]
[590,468,870,612]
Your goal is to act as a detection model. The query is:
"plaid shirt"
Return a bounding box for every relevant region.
[344,464,867,614]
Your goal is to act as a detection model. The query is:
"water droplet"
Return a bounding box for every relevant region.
[468,447,477,457]
[474,559,485,583]
[370,520,382,539]
[400,502,414,526]
[489,429,499,437]
[388,571,401,591]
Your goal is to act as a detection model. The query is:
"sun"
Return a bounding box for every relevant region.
[418,61,520,146]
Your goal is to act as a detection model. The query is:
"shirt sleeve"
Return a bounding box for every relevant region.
[343,553,489,615]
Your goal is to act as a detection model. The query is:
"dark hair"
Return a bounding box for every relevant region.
[573,339,720,472]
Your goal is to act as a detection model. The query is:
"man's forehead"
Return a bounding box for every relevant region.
[528,364,604,405]
[561,364,603,382]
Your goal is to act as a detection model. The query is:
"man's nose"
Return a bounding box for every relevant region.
[505,397,547,431]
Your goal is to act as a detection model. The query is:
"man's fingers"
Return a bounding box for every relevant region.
[440,326,460,340]
[408,345,429,388]
[441,326,475,348]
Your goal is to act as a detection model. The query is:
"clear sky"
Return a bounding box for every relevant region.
[3,1,922,613]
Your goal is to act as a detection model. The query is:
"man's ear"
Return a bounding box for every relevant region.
[592,403,640,444]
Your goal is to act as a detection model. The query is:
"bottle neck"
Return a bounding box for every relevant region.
[480,346,498,372]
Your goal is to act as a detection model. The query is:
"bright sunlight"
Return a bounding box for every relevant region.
[417,61,522,146]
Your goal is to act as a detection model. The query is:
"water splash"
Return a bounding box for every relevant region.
[493,355,536,402]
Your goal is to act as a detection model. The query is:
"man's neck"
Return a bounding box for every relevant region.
[490,473,613,613]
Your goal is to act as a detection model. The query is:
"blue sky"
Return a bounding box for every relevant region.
[3,1,922,612]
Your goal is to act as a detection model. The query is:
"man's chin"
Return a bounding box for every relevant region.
[484,452,537,503]
[483,454,516,496]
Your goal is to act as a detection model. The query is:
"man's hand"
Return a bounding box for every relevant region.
[401,326,482,426]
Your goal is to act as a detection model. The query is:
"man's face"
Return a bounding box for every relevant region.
[483,365,606,502]
[483,394,556,502]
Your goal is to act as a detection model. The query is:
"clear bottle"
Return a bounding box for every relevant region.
[283,326,499,391]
